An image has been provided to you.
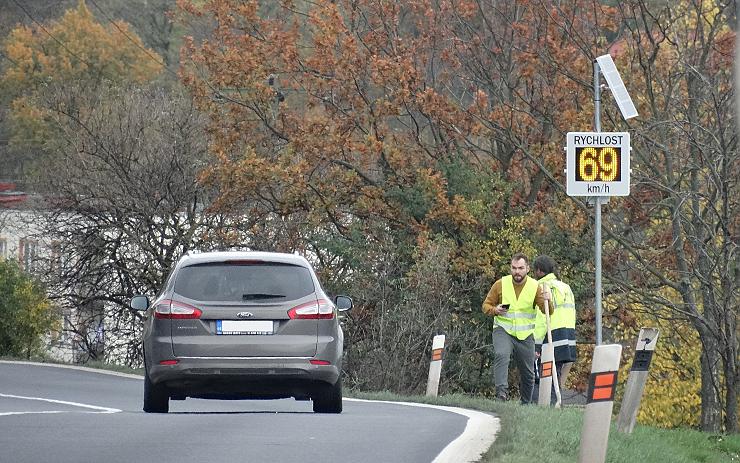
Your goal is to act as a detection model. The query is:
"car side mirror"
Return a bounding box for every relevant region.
[334,295,353,312]
[130,295,150,311]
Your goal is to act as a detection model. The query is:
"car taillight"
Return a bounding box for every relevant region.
[288,299,334,320]
[154,299,202,319]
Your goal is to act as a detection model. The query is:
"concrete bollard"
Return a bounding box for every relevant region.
[578,343,622,463]
[616,328,659,434]
[426,334,446,397]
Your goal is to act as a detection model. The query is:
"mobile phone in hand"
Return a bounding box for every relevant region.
[500,304,510,312]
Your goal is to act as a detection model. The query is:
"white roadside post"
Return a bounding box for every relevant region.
[537,341,555,407]
[616,328,660,433]
[537,297,561,407]
[426,334,446,397]
[578,344,622,463]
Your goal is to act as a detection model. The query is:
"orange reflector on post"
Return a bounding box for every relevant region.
[594,372,616,387]
[426,334,446,397]
[592,387,614,401]
[541,361,553,378]
[587,371,617,403]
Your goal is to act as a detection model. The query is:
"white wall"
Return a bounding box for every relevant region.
[0,209,74,362]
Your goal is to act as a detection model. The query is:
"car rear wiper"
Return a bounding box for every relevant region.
[241,293,287,300]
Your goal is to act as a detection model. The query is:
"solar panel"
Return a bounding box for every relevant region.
[596,54,638,120]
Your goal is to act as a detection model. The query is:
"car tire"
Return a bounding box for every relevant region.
[143,373,169,413]
[312,377,342,414]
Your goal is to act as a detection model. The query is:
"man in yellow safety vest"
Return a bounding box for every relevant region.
[533,255,577,405]
[482,253,552,403]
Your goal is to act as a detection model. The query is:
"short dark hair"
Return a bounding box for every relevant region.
[534,255,556,275]
[511,253,529,265]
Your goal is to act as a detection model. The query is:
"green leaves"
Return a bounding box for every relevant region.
[0,259,58,359]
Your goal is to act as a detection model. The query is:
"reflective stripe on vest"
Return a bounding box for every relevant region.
[494,319,536,332]
[496,275,539,340]
[505,312,537,320]
[550,338,577,348]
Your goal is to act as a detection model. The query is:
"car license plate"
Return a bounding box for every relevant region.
[216,320,274,335]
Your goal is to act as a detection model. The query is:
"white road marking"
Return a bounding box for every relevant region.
[347,398,499,463]
[0,393,122,416]
[0,411,66,417]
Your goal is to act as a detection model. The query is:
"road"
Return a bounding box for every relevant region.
[0,362,498,463]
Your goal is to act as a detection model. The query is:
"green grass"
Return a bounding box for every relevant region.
[348,391,740,463]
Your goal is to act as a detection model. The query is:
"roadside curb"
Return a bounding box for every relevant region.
[0,360,144,380]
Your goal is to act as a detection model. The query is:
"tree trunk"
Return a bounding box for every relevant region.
[724,342,738,433]
[697,325,722,432]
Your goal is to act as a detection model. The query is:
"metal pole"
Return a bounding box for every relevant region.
[594,60,603,346]
[595,200,602,346]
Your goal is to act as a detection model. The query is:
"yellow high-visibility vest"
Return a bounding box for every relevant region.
[535,273,577,362]
[496,275,539,340]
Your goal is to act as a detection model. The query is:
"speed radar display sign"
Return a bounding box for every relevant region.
[566,132,631,196]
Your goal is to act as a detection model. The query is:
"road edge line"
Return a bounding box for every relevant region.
[347,398,499,463]
[0,360,143,380]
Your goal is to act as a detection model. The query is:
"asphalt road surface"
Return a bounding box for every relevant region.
[0,362,497,463]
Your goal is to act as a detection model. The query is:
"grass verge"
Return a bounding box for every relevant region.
[348,390,740,463]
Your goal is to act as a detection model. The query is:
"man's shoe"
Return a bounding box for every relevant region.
[494,390,508,401]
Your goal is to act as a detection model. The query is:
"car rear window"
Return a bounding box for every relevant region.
[173,262,315,302]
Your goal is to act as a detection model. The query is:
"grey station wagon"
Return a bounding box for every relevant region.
[130,251,352,413]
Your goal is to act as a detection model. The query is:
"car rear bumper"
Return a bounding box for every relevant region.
[148,356,341,399]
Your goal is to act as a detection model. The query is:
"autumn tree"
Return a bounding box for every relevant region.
[86,0,180,69]
[177,0,736,431]
[0,0,163,181]
[177,0,550,394]
[601,0,737,433]
[175,0,590,394]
